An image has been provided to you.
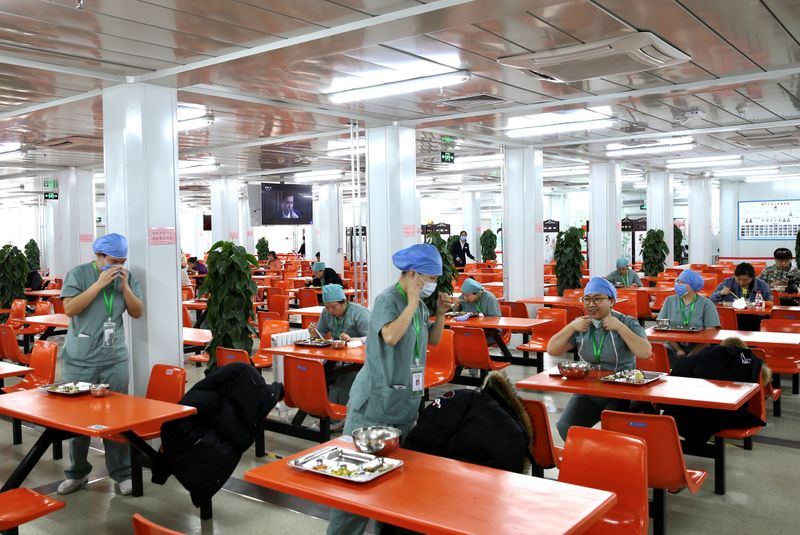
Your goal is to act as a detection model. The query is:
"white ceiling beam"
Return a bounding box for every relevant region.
[0,89,102,121]
[181,127,354,157]
[0,54,127,82]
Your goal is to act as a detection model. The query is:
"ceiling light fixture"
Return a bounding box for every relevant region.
[665,154,742,169]
[506,119,615,138]
[712,166,780,177]
[293,169,345,183]
[606,136,694,151]
[447,154,504,171]
[179,158,219,174]
[326,138,366,157]
[543,166,590,177]
[178,114,215,132]
[326,71,471,104]
[744,174,800,183]
[606,143,696,157]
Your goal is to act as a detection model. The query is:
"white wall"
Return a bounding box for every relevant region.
[0,205,38,249]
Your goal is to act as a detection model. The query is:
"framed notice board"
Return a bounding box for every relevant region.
[738,199,800,240]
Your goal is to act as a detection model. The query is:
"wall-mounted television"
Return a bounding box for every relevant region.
[261,183,313,225]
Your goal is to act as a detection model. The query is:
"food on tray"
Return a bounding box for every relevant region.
[45,382,92,394]
[603,369,648,384]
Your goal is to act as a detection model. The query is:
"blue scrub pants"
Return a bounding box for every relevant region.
[556,394,628,441]
[62,358,132,483]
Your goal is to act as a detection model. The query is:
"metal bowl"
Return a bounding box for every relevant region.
[90,384,110,397]
[557,361,591,379]
[331,340,347,350]
[352,426,401,456]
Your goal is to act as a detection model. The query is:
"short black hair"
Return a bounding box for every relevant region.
[268,251,276,256]
[188,257,198,263]
[734,262,755,278]
[774,248,793,260]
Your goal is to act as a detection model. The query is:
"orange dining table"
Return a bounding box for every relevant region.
[0,361,34,388]
[20,313,69,340]
[644,326,800,350]
[23,289,62,299]
[245,437,617,535]
[444,316,551,365]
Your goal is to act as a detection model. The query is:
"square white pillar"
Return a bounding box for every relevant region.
[49,169,95,278]
[462,191,481,261]
[589,162,622,276]
[366,125,417,305]
[103,83,182,395]
[719,180,739,260]
[239,194,254,253]
[318,183,344,274]
[211,177,241,245]
[503,148,544,305]
[646,171,674,263]
[688,177,713,264]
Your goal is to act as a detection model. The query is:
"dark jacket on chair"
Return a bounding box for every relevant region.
[154,363,283,506]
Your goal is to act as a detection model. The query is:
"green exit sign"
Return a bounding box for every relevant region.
[43,192,59,200]
[640,203,647,210]
[440,135,455,144]
[440,151,456,163]
[44,179,58,189]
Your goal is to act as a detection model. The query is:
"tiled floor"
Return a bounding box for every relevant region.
[1,330,798,534]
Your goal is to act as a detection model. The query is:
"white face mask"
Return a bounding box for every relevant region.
[420,281,438,298]
[591,319,603,329]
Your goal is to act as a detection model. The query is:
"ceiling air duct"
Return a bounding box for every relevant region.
[497,32,690,82]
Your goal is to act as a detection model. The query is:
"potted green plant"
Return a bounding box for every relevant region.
[24,239,40,270]
[0,245,28,318]
[795,230,800,263]
[199,240,258,370]
[480,229,497,262]
[423,231,458,314]
[255,237,269,262]
[554,227,584,296]
[641,229,670,277]
[673,224,686,264]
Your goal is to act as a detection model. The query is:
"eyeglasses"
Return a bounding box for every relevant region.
[581,296,610,305]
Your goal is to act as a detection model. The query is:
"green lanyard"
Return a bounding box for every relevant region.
[93,262,114,319]
[679,295,698,326]
[741,287,748,299]
[395,283,421,365]
[589,325,607,364]
[621,272,629,287]
[333,305,347,338]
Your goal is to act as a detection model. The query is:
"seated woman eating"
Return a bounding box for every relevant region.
[453,278,501,316]
[657,269,721,366]
[546,277,651,440]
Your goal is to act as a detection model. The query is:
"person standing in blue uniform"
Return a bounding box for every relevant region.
[326,243,452,535]
[57,233,144,496]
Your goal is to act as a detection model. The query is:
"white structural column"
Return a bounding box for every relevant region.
[718,180,739,259]
[588,162,622,276]
[311,193,321,260]
[462,191,481,261]
[46,168,95,278]
[503,148,544,306]
[239,195,254,253]
[647,171,674,262]
[366,125,417,306]
[211,177,241,245]
[317,183,344,273]
[688,177,713,264]
[103,83,182,395]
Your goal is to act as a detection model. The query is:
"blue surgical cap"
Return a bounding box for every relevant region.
[312,262,326,271]
[678,269,705,291]
[93,233,128,258]
[392,243,442,276]
[584,277,617,300]
[461,278,483,294]
[616,257,629,269]
[322,284,345,303]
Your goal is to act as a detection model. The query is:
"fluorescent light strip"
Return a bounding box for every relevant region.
[606,136,694,151]
[506,119,615,138]
[179,158,216,169]
[666,154,741,164]
[178,114,214,131]
[621,176,642,183]
[543,166,589,177]
[744,174,800,183]
[606,143,696,157]
[506,106,612,130]
[327,71,470,104]
[712,166,780,177]
[633,182,647,189]
[666,158,742,169]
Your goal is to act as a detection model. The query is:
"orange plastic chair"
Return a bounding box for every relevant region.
[297,288,318,308]
[650,292,670,318]
[424,329,455,389]
[452,327,510,376]
[558,427,649,535]
[181,307,193,328]
[639,344,670,373]
[750,347,782,416]
[265,287,284,300]
[758,319,800,396]
[267,294,290,320]
[181,286,194,301]
[614,290,639,320]
[257,311,282,335]
[282,355,347,441]
[521,399,562,477]
[49,297,65,314]
[771,307,800,320]
[7,301,51,337]
[132,513,186,535]
[3,340,57,394]
[563,288,583,299]
[49,278,63,290]
[215,347,252,367]
[497,301,529,319]
[0,488,65,533]
[516,308,567,372]
[253,320,290,370]
[0,325,30,365]
[655,281,674,289]
[498,304,512,346]
[602,410,707,534]
[716,306,738,329]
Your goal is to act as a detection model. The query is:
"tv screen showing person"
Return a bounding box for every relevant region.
[261,183,313,225]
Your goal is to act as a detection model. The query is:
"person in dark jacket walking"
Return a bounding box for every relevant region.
[451,231,475,268]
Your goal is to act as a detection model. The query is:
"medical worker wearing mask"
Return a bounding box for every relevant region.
[453,278,501,316]
[327,243,452,535]
[657,269,720,366]
[547,277,651,440]
[57,233,144,496]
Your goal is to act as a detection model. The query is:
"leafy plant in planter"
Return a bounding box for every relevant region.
[480,229,497,261]
[554,227,584,296]
[255,237,269,262]
[199,241,258,370]
[446,234,460,258]
[795,230,800,264]
[423,231,457,315]
[641,229,670,277]
[24,239,40,270]
[0,245,28,317]
[673,224,686,264]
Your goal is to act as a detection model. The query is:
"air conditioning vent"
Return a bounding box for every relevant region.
[726,132,800,148]
[497,32,690,82]
[37,136,103,151]
[437,93,511,109]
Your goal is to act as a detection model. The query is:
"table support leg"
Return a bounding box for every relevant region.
[2,428,74,492]
[651,489,666,535]
[714,436,726,495]
[492,331,513,360]
[200,500,213,520]
[12,418,21,445]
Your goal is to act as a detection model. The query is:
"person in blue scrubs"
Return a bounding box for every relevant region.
[326,243,453,535]
[454,278,501,317]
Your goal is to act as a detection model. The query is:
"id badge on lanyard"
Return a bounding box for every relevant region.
[103,319,116,348]
[410,311,424,399]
